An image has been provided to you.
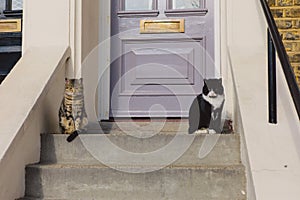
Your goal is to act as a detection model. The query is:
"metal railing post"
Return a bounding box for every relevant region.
[268,29,277,124]
[260,0,300,120]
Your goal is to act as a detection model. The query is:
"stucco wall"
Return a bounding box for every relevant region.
[227,0,300,199]
[0,46,70,200]
[22,0,70,50]
[0,0,74,198]
[81,0,111,120]
[82,0,100,62]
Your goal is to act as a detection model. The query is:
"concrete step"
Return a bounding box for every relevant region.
[21,122,245,200]
[40,134,241,166]
[19,198,71,200]
[24,164,246,200]
[18,198,63,200]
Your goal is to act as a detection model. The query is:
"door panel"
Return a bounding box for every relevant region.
[124,39,203,84]
[111,0,214,117]
[120,39,204,93]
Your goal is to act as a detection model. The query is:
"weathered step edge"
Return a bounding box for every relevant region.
[25,164,246,200]
[40,134,241,166]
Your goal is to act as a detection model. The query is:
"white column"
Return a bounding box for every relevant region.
[69,0,82,78]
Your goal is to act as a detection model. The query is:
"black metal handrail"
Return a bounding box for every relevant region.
[260,0,300,122]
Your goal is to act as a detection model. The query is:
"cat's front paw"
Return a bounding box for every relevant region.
[195,129,208,134]
[207,129,216,134]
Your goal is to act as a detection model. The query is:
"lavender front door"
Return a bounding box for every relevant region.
[110,0,215,118]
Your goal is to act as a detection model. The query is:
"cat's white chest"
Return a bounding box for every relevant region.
[203,94,225,110]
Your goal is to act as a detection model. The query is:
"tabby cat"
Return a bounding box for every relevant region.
[59,78,88,142]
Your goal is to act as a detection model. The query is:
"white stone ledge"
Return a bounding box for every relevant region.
[229,46,300,200]
[0,46,71,199]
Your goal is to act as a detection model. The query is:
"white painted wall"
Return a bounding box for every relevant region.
[81,0,111,120]
[0,0,74,198]
[0,46,70,200]
[225,0,300,199]
[22,0,69,50]
[226,0,266,48]
[220,0,269,121]
[22,0,80,77]
[219,0,232,120]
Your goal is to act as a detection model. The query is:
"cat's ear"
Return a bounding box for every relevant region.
[65,78,71,85]
[203,80,208,88]
[202,80,209,95]
[218,78,222,83]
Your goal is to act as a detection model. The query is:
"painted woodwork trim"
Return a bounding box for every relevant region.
[5,0,23,11]
[164,8,208,16]
[118,0,159,17]
[118,10,159,17]
[118,37,205,96]
[5,0,12,10]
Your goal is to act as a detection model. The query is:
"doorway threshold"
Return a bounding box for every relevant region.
[98,120,189,135]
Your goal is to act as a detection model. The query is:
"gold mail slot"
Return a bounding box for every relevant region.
[0,19,22,33]
[140,19,184,33]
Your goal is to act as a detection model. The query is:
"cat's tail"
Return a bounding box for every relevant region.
[67,131,79,143]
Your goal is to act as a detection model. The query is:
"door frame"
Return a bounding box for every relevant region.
[97,0,111,120]
[97,0,221,120]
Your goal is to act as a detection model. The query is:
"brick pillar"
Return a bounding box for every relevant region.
[269,0,300,86]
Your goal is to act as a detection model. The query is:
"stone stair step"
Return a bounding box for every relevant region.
[25,164,246,200]
[18,198,64,200]
[18,197,68,200]
[40,134,241,166]
[20,122,245,200]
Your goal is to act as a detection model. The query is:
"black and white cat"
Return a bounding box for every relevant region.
[188,79,225,134]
